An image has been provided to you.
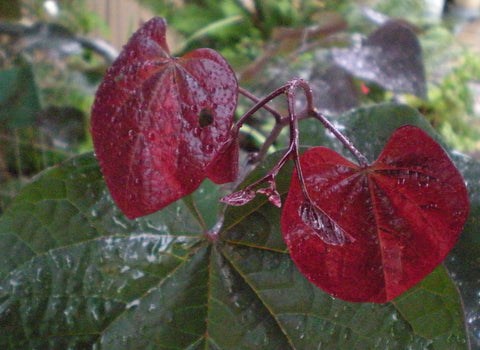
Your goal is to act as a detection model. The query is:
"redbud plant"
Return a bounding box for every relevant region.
[0,15,475,350]
[91,17,468,304]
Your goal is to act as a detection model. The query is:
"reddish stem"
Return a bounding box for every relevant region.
[310,109,370,167]
[233,83,290,133]
[239,87,283,124]
[222,78,370,208]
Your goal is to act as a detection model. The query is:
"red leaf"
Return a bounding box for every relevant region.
[205,136,239,184]
[281,126,469,303]
[91,17,239,219]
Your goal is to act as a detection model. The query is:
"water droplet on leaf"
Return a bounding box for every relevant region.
[90,17,239,219]
[147,131,156,141]
[282,126,469,302]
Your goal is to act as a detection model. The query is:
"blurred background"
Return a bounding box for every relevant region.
[1,0,480,347]
[0,0,479,216]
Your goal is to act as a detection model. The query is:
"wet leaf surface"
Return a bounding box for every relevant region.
[0,141,469,349]
[90,17,238,219]
[333,20,427,98]
[445,155,480,347]
[282,125,469,303]
[302,103,479,344]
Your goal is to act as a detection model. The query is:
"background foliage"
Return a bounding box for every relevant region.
[0,0,480,348]
[0,104,474,349]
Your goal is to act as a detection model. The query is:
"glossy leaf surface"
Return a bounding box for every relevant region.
[0,149,469,349]
[282,125,469,303]
[90,17,238,219]
[300,103,479,343]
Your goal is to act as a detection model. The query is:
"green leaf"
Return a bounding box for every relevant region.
[0,64,41,129]
[445,154,480,345]
[222,149,294,251]
[319,105,479,345]
[300,103,439,161]
[0,153,204,348]
[339,103,441,161]
[0,102,471,348]
[394,266,467,346]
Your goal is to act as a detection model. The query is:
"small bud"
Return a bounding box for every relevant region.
[257,187,282,208]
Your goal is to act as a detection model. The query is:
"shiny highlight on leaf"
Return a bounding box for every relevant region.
[90,17,239,219]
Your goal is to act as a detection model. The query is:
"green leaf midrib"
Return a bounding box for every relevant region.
[219,242,297,349]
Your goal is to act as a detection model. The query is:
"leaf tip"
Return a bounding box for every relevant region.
[220,189,256,206]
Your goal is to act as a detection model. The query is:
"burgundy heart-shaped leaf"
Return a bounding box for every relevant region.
[91,17,239,219]
[281,125,469,303]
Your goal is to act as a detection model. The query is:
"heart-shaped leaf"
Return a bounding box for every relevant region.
[90,17,239,219]
[332,20,426,98]
[281,125,469,303]
[0,150,468,349]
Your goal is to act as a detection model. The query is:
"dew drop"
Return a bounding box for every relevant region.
[126,299,140,309]
[342,327,353,341]
[112,215,128,229]
[91,306,100,321]
[132,270,145,280]
[116,281,127,294]
[114,73,126,84]
[147,131,156,141]
[192,127,201,137]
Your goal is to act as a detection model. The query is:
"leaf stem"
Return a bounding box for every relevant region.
[310,109,370,167]
[234,84,290,132]
[285,80,315,204]
[222,79,312,205]
[223,78,370,208]
[238,87,283,123]
[235,86,291,164]
[286,78,369,167]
